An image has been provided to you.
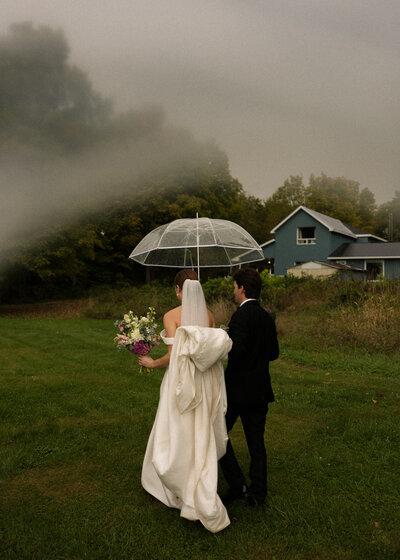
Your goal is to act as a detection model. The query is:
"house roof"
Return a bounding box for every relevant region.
[329,242,400,260]
[269,206,387,242]
[260,239,275,248]
[270,206,358,238]
[342,223,386,242]
[342,223,371,235]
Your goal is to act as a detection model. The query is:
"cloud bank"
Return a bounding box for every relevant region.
[1,0,399,205]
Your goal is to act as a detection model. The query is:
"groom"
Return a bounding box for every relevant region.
[220,268,279,507]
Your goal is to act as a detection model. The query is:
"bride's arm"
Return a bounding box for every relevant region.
[138,311,177,369]
[208,309,215,328]
[139,345,172,369]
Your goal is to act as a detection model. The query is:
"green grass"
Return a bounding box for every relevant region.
[1,318,399,559]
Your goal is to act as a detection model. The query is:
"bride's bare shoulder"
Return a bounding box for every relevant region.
[163,306,181,325]
[163,306,181,337]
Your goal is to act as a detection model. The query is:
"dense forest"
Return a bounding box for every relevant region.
[1,23,399,302]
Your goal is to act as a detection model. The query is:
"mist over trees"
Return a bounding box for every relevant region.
[0,23,247,300]
[0,23,398,302]
[0,22,111,153]
[0,23,241,247]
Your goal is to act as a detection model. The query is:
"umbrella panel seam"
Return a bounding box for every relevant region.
[132,244,263,256]
[135,258,265,268]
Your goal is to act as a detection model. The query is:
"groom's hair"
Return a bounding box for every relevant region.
[233,268,262,299]
[174,269,198,290]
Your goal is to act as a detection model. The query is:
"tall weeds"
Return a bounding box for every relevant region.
[84,284,175,319]
[3,276,400,355]
[209,298,236,327]
[326,294,400,353]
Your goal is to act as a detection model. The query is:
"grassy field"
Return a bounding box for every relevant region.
[1,316,399,559]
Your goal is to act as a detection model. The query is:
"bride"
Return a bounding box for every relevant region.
[138,269,232,533]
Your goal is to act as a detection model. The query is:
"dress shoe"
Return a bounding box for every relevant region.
[221,485,249,505]
[247,491,265,508]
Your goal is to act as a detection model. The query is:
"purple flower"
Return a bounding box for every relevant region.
[132,341,150,356]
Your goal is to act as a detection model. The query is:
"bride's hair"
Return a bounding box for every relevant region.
[174,269,198,290]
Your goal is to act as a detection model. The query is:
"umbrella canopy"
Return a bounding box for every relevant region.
[129,216,265,276]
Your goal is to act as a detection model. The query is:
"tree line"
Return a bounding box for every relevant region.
[0,23,399,302]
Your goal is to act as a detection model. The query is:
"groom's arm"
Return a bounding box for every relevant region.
[267,317,279,362]
[227,310,249,362]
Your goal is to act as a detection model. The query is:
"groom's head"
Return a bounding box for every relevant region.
[233,268,262,301]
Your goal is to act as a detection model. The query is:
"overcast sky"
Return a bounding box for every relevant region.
[2,0,400,203]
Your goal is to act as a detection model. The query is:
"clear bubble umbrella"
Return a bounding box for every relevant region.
[129,214,265,278]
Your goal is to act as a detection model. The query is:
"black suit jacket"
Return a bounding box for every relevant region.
[225,300,279,405]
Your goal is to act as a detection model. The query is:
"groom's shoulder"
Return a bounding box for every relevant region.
[240,300,274,321]
[232,300,259,319]
[239,300,260,311]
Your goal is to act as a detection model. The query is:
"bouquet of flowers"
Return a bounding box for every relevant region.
[114,307,160,373]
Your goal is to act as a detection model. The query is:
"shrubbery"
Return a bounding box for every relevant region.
[85,283,175,319]
[41,274,400,355]
[275,277,400,354]
[203,274,400,353]
[202,276,234,303]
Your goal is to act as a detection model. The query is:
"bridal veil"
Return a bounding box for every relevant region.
[181,279,209,327]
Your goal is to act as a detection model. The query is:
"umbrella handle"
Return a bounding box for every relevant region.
[196,212,200,280]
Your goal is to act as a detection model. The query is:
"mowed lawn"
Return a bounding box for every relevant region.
[0,317,399,560]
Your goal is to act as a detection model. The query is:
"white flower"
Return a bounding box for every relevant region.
[132,328,141,341]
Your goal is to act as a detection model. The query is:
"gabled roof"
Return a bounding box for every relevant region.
[342,223,371,235]
[342,223,386,242]
[329,242,400,260]
[270,206,357,238]
[260,239,275,248]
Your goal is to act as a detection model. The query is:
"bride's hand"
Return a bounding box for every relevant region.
[138,355,155,369]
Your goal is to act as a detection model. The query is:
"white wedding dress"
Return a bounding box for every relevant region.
[141,317,232,532]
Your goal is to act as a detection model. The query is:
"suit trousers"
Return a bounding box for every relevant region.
[219,401,269,500]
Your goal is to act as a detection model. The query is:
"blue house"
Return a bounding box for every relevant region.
[262,206,400,279]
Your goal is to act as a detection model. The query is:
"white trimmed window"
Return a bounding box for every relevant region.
[365,260,384,279]
[297,226,316,245]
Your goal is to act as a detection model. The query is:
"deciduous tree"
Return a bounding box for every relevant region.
[376,191,400,241]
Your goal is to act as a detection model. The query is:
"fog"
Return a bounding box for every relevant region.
[0,102,215,262]
[1,0,400,229]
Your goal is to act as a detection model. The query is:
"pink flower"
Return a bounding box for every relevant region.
[115,334,129,344]
[132,341,150,356]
